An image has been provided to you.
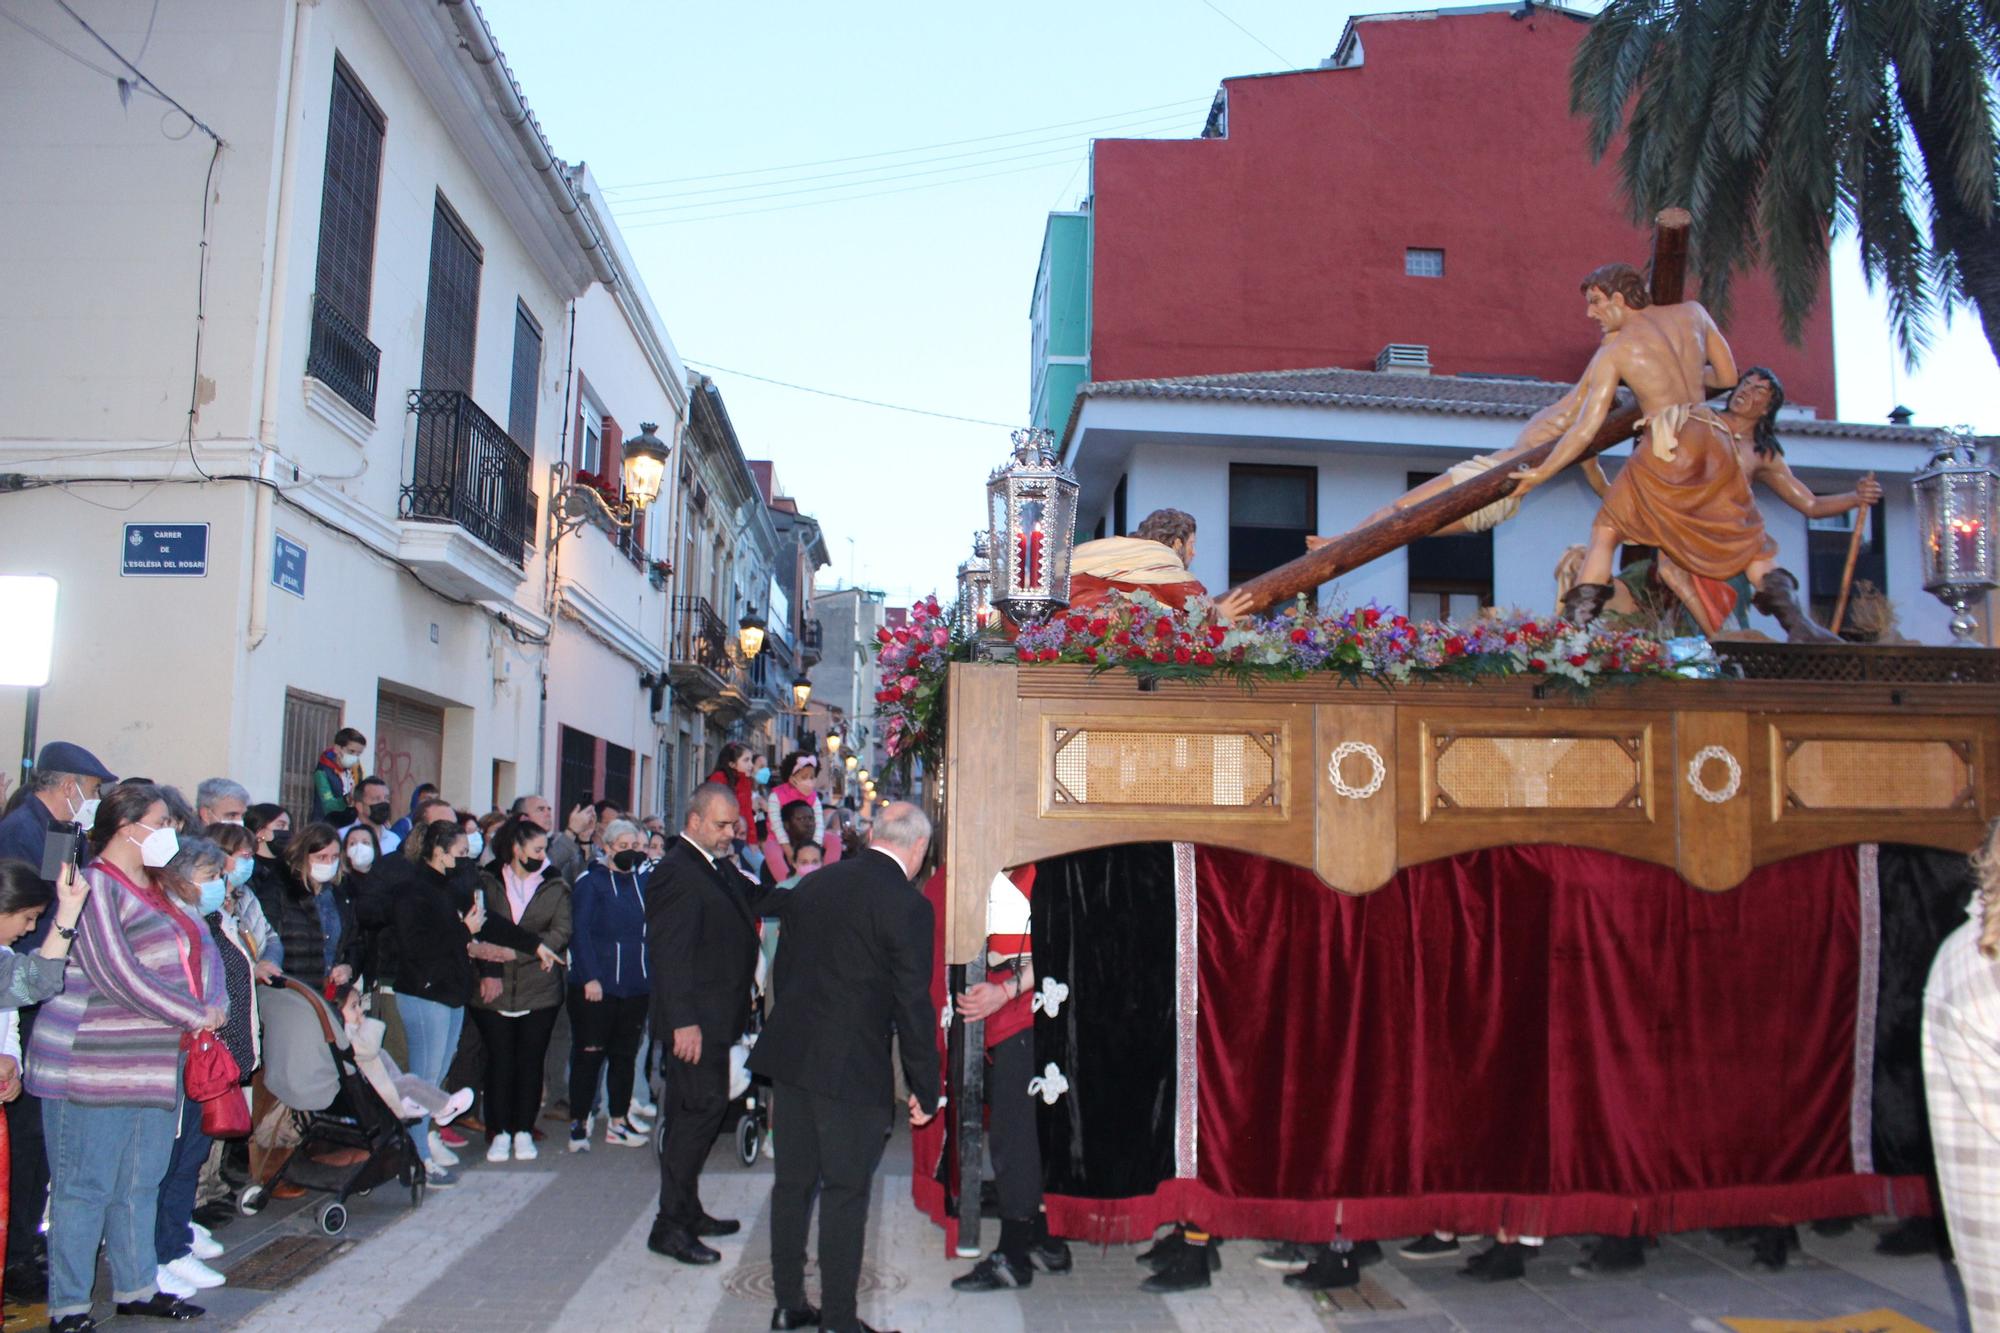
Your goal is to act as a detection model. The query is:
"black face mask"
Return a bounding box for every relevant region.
[520,856,546,874]
[612,849,645,873]
[367,802,392,824]
[268,828,293,854]
[452,855,476,875]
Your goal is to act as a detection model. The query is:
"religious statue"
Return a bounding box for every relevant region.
[1068,508,1208,612]
[1507,264,1839,641]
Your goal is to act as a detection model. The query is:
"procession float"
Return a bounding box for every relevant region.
[903,213,2000,1256]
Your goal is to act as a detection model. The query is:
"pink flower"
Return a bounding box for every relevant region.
[899,674,919,692]
[931,627,948,645]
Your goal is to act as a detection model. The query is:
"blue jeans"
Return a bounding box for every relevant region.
[154,1094,210,1265]
[398,994,463,1163]
[43,1097,178,1318]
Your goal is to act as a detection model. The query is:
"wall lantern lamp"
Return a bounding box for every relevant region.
[986,426,1079,625]
[826,731,843,754]
[791,676,813,710]
[737,605,767,659]
[549,420,671,541]
[1913,425,1999,647]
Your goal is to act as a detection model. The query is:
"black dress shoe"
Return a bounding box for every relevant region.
[693,1213,741,1237]
[1877,1216,1944,1256]
[115,1293,207,1319]
[1460,1241,1527,1282]
[1138,1225,1186,1266]
[1570,1234,1645,1277]
[647,1228,721,1265]
[1748,1225,1798,1271]
[1352,1239,1383,1267]
[50,1316,97,1333]
[1139,1243,1213,1293]
[770,1305,820,1330]
[1284,1246,1360,1291]
[952,1251,1033,1291]
[1027,1238,1072,1274]
[4,1260,48,1300]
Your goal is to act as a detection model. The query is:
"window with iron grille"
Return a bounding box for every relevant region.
[1405,470,1492,621]
[315,58,384,327]
[279,688,344,823]
[1405,247,1445,278]
[603,741,634,812]
[558,725,596,824]
[422,195,482,394]
[508,302,541,449]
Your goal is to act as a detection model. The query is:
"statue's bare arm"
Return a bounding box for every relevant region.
[1510,346,1623,498]
[1697,304,1738,391]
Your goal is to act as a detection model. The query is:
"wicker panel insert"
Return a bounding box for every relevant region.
[1051,728,1278,808]
[1784,738,1973,810]
[1433,735,1642,811]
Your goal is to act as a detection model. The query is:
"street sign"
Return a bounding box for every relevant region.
[273,533,308,598]
[120,523,209,577]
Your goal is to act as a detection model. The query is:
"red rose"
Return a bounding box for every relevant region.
[1127,646,1146,659]
[1363,608,1381,627]
[1289,628,1309,643]
[1444,636,1466,656]
[1066,616,1087,633]
[1039,648,1059,662]
[1114,630,1132,646]
[1089,618,1109,636]
[1083,646,1099,662]
[1194,649,1215,666]
[1568,653,1588,667]
[1392,615,1408,629]
[1520,621,1539,636]
[1016,649,1035,664]
[1206,625,1227,646]
[1606,654,1621,671]
[1173,646,1192,664]
[1153,617,1173,639]
[876,628,893,644]
[1504,631,1519,645]
[1150,650,1169,663]
[1527,658,1546,672]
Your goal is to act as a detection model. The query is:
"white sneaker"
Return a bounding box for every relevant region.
[164,1253,226,1289]
[604,1119,648,1149]
[624,1109,655,1133]
[629,1098,658,1118]
[486,1134,513,1163]
[156,1263,199,1299]
[190,1222,225,1261]
[428,1130,460,1166]
[512,1131,538,1161]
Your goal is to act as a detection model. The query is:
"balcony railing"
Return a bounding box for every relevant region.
[307,292,380,420]
[402,389,533,567]
[671,596,734,675]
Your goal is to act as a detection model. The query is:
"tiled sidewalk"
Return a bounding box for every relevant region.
[78,1126,1963,1333]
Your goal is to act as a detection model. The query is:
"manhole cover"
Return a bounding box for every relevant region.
[723,1259,908,1303]
[227,1235,353,1290]
[1312,1274,1405,1314]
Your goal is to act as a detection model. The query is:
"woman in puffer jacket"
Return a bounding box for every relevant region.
[564,818,651,1152]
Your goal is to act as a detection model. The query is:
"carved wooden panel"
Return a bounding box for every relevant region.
[1781,738,1974,811]
[1430,735,1643,812]
[1050,726,1280,808]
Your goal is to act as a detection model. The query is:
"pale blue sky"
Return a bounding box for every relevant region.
[478,0,2000,608]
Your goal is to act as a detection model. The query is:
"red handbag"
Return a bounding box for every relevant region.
[173,924,249,1137]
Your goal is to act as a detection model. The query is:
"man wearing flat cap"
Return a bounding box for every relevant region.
[0,741,116,875]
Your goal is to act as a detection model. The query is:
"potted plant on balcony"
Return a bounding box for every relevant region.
[648,557,673,591]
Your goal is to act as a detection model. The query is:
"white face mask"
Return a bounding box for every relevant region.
[217,816,244,827]
[339,751,361,769]
[466,830,485,858]
[130,824,179,868]
[310,860,340,884]
[73,796,101,827]
[348,844,376,870]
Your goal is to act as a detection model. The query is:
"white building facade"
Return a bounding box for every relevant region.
[0,0,693,819]
[1063,367,1959,645]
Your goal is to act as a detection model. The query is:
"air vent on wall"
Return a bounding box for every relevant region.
[1375,344,1432,375]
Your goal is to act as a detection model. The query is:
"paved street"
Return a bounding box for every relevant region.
[9,1119,1973,1332]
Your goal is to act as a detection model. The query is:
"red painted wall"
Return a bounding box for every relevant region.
[1088,9,1838,412]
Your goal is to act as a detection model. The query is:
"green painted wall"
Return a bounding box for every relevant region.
[1031,210,1091,436]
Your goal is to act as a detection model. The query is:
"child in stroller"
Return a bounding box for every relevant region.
[239,978,427,1235]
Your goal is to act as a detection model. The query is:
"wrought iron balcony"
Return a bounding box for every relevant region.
[670,596,748,710]
[307,292,380,420]
[799,617,824,666]
[401,389,533,567]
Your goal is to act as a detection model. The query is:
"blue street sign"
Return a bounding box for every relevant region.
[273,533,308,598]
[120,524,209,577]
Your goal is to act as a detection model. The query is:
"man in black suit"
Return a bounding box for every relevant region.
[645,781,761,1264]
[750,801,941,1333]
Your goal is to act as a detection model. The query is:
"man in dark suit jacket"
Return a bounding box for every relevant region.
[749,801,940,1333]
[644,781,762,1264]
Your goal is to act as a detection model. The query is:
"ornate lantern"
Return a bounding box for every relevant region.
[791,676,812,710]
[1912,425,1999,647]
[737,605,767,659]
[955,529,994,633]
[986,427,1079,625]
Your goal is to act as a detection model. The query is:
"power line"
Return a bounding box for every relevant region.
[608,106,1202,208]
[49,0,222,143]
[611,126,1189,219]
[1197,0,1300,69]
[601,96,1209,192]
[1,6,125,83]
[686,360,1016,429]
[618,155,1082,227]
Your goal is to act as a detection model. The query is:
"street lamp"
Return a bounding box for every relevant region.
[987,426,1080,625]
[791,676,813,710]
[859,769,871,783]
[826,731,842,754]
[1913,425,2000,646]
[737,605,767,659]
[844,755,858,772]
[548,420,671,541]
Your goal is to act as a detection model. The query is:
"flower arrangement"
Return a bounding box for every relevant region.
[874,589,1676,763]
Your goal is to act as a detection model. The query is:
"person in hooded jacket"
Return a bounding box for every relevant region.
[467,817,570,1164]
[566,818,652,1152]
[252,823,357,992]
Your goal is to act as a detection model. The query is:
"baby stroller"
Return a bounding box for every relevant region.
[649,1004,769,1168]
[238,978,424,1235]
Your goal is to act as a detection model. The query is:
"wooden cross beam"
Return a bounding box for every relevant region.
[1220,208,1693,618]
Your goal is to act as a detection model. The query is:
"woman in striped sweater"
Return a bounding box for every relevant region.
[28,784,226,1332]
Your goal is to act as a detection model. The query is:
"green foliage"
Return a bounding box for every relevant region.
[1571,0,2000,366]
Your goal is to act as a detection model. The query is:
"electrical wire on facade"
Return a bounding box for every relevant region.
[683,360,1017,429]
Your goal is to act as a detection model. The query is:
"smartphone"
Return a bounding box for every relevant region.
[40,820,84,883]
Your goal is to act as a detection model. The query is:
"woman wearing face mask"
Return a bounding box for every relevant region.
[565,819,651,1152]
[253,823,357,992]
[29,785,228,1331]
[392,819,530,1185]
[151,839,253,1302]
[469,818,569,1163]
[339,826,382,985]
[462,811,492,866]
[204,823,281,983]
